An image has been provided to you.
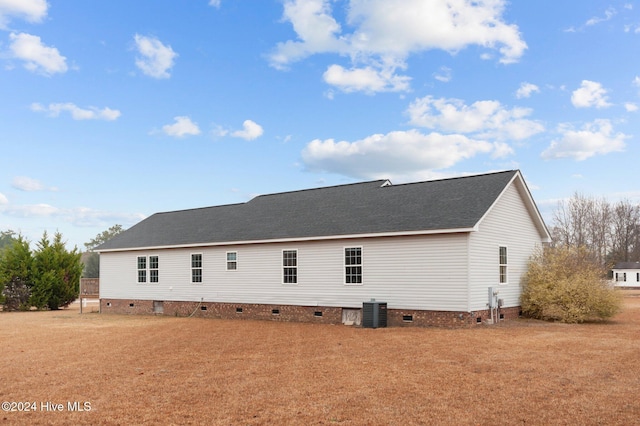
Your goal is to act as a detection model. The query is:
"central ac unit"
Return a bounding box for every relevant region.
[362,300,387,328]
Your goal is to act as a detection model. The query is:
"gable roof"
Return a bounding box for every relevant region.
[97,170,550,252]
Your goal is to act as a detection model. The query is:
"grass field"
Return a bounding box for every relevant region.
[1,293,639,425]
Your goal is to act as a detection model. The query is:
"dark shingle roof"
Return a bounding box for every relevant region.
[612,262,640,269]
[98,170,523,251]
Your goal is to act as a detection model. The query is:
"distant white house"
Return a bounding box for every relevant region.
[96,170,551,327]
[611,262,640,288]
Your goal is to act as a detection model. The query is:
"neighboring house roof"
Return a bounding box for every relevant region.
[612,262,640,270]
[97,170,551,252]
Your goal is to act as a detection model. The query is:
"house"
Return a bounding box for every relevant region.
[611,262,640,288]
[97,170,551,327]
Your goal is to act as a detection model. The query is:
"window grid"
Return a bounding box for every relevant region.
[191,254,202,283]
[283,250,297,284]
[227,252,237,271]
[149,256,159,283]
[499,246,508,284]
[137,256,147,283]
[345,247,362,284]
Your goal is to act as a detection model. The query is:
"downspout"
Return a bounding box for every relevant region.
[466,231,472,323]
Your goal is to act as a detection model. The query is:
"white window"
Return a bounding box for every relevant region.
[137,256,159,284]
[499,246,508,284]
[226,252,237,271]
[137,256,146,283]
[191,254,202,283]
[345,247,362,285]
[149,256,159,283]
[283,250,297,284]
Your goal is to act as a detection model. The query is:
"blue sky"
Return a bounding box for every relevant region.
[0,0,639,249]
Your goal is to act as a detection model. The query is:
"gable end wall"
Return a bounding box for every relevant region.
[468,182,544,311]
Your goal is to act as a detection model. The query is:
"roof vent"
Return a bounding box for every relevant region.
[380,180,392,187]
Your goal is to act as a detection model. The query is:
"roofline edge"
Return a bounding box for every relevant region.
[97,227,477,253]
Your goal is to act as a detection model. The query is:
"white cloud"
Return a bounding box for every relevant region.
[346,0,526,63]
[134,34,178,79]
[571,80,611,108]
[0,0,48,29]
[0,192,8,205]
[208,0,221,7]
[269,0,348,69]
[231,120,264,140]
[585,7,616,26]
[11,176,57,192]
[515,82,540,99]
[0,202,145,228]
[9,32,68,76]
[162,116,201,138]
[625,102,638,112]
[64,207,146,228]
[211,124,229,138]
[541,119,628,161]
[433,66,452,83]
[301,129,503,180]
[2,203,59,218]
[270,0,526,93]
[407,96,544,141]
[322,64,410,94]
[30,102,121,121]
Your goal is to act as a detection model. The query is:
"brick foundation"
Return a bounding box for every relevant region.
[100,299,521,328]
[388,306,521,327]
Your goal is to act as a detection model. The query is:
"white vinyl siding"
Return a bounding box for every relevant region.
[611,269,640,287]
[100,233,469,311]
[468,181,543,311]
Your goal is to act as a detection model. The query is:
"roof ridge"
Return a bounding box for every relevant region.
[387,170,518,188]
[153,202,247,216]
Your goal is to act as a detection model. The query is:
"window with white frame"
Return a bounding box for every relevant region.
[616,272,627,282]
[191,254,202,283]
[137,256,147,283]
[227,252,237,270]
[283,250,297,284]
[345,247,362,284]
[149,256,159,283]
[499,246,508,284]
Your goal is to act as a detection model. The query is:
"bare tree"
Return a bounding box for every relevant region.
[551,194,639,268]
[552,193,597,248]
[586,197,611,267]
[610,200,640,264]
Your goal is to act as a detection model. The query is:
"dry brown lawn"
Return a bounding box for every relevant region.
[1,293,639,425]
